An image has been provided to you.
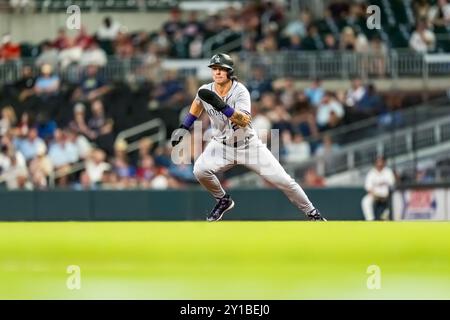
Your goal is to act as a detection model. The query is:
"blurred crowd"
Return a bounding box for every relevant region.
[2,0,450,66]
[0,55,394,191]
[1,0,448,190]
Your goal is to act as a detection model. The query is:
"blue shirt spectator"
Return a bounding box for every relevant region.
[48,129,79,167]
[34,64,60,97]
[15,128,46,161]
[304,79,324,106]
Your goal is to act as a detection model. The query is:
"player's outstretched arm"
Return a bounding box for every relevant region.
[171,99,203,147]
[198,89,251,127]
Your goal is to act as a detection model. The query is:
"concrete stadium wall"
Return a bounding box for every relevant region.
[0,187,365,221]
[0,11,169,43]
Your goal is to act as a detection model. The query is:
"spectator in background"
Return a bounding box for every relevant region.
[73,65,111,102]
[0,106,17,136]
[251,103,272,141]
[361,156,396,221]
[0,33,21,62]
[75,26,93,50]
[88,99,114,154]
[413,0,431,20]
[409,19,436,53]
[285,34,302,50]
[345,77,366,107]
[163,8,184,38]
[316,91,345,130]
[15,127,46,161]
[96,17,121,55]
[304,78,325,107]
[189,34,204,59]
[73,170,96,190]
[53,28,70,51]
[11,65,36,103]
[16,111,32,138]
[303,167,326,187]
[137,155,157,186]
[48,128,78,169]
[114,29,134,59]
[184,11,204,40]
[283,10,310,38]
[428,0,450,29]
[97,17,121,42]
[35,41,59,71]
[58,37,83,69]
[152,29,171,56]
[277,77,297,109]
[28,143,53,189]
[69,103,97,140]
[369,35,388,77]
[65,128,92,161]
[339,26,368,52]
[111,139,136,185]
[281,131,311,164]
[291,93,318,138]
[301,24,325,51]
[137,137,153,163]
[85,148,110,185]
[247,65,273,101]
[323,33,338,51]
[314,134,340,159]
[356,84,385,116]
[0,133,26,174]
[34,63,60,98]
[80,41,107,67]
[152,69,184,107]
[170,30,189,58]
[35,111,57,141]
[0,153,30,190]
[87,100,112,135]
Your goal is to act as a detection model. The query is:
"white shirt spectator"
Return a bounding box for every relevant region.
[58,45,83,70]
[409,29,436,53]
[284,141,311,163]
[80,46,107,67]
[346,85,366,107]
[0,151,26,173]
[316,99,344,127]
[97,20,121,40]
[364,166,396,199]
[75,135,92,160]
[85,159,110,184]
[428,2,450,22]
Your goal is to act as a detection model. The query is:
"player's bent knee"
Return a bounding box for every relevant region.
[193,163,212,179]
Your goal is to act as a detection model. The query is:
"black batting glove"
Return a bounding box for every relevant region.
[198,89,227,111]
[171,124,189,147]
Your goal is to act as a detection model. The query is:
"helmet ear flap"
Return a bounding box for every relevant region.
[227,69,234,79]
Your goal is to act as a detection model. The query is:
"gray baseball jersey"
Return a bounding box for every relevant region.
[196,80,256,144]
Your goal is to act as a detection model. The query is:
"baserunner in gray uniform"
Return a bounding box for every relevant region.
[171,53,326,222]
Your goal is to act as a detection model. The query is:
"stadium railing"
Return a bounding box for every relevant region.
[237,50,450,82]
[229,112,450,187]
[1,50,449,84]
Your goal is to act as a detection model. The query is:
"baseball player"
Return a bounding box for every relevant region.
[171,53,326,222]
[361,156,396,220]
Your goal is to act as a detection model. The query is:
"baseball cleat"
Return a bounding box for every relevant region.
[306,208,327,221]
[207,194,235,222]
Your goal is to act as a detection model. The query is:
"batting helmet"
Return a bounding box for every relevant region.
[208,53,234,78]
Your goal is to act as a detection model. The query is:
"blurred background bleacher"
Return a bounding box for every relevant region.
[0,0,449,191]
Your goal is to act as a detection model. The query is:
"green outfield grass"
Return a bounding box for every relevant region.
[0,221,449,299]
